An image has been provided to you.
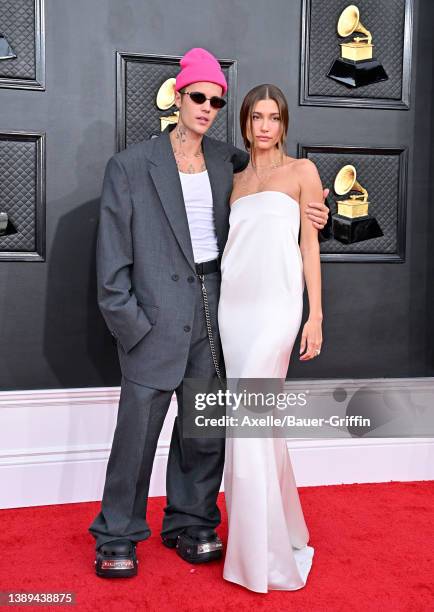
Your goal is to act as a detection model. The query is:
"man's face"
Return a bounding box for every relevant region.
[174,81,224,135]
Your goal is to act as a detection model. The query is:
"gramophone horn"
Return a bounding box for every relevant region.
[0,211,8,233]
[337,5,372,45]
[334,164,356,194]
[334,164,368,201]
[156,78,176,111]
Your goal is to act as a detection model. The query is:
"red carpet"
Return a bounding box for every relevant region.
[0,482,433,611]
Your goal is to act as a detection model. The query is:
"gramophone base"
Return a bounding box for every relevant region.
[332,214,383,244]
[0,219,18,237]
[327,57,388,88]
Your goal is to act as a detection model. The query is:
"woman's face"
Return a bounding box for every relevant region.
[249,98,282,151]
[174,81,223,136]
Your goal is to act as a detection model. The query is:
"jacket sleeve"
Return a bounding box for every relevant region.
[227,143,250,173]
[96,155,153,353]
[318,196,333,243]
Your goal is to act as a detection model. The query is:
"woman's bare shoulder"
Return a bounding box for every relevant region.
[278,157,320,200]
[289,158,320,187]
[279,155,316,174]
[292,157,320,176]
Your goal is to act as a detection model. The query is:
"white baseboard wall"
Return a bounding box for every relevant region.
[1,379,433,509]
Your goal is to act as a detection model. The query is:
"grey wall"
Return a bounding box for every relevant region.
[0,0,433,391]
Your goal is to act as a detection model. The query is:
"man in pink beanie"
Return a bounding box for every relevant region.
[90,47,330,576]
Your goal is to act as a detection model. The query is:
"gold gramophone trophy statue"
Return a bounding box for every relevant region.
[327,5,388,88]
[156,77,179,132]
[332,164,383,244]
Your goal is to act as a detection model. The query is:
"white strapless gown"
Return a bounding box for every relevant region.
[217,191,314,593]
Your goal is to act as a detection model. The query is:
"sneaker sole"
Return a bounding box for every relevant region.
[175,547,222,564]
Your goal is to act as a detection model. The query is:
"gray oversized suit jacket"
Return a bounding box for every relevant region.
[97,126,249,390]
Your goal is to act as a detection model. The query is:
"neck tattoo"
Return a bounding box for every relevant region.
[172,123,206,173]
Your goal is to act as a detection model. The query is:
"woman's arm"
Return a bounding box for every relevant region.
[297,159,323,361]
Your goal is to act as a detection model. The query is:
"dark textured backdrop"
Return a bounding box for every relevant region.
[0,0,433,390]
[0,0,45,89]
[307,0,406,99]
[301,145,407,259]
[0,0,37,79]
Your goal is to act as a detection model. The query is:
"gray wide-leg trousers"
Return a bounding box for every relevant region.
[89,271,225,549]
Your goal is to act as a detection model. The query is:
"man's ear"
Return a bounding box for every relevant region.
[174,89,182,109]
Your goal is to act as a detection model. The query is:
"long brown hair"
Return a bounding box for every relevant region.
[239,84,289,167]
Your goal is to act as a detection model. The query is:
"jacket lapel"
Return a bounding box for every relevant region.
[149,129,196,272]
[149,128,233,272]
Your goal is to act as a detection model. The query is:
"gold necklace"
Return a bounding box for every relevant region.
[250,158,283,184]
[252,158,282,170]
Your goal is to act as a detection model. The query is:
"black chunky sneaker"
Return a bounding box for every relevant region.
[161,534,179,549]
[95,539,138,578]
[175,526,223,564]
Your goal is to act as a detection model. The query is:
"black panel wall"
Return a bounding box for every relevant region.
[0,0,433,390]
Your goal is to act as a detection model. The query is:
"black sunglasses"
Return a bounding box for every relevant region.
[180,90,226,109]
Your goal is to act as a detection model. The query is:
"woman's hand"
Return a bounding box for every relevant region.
[305,188,330,230]
[299,317,323,361]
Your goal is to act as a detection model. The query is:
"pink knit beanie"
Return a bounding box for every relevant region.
[175,48,227,94]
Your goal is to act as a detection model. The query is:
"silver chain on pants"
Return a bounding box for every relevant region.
[197,273,223,383]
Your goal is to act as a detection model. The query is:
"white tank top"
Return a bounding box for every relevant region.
[178,170,219,263]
